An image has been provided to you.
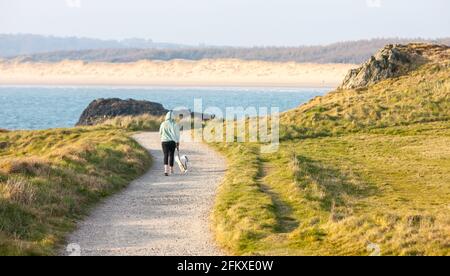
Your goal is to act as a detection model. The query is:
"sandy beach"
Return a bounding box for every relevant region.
[0,59,355,88]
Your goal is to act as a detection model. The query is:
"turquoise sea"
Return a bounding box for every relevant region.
[0,86,328,130]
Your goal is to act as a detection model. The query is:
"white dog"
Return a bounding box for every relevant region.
[175,152,189,173]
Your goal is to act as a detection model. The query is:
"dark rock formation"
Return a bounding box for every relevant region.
[340,43,450,89]
[76,98,168,126]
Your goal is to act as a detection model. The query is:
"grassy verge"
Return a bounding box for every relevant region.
[210,143,277,254]
[210,121,450,256]
[0,126,153,255]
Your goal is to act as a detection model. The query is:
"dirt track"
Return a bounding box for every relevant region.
[63,132,225,256]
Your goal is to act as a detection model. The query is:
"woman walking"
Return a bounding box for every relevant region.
[159,111,180,176]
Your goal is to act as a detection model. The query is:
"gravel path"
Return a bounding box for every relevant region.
[63,132,225,256]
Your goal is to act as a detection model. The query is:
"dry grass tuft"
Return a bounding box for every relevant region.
[0,177,36,205]
[0,158,50,176]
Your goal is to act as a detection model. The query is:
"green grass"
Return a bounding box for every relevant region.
[0,126,152,255]
[210,143,277,254]
[209,49,450,255]
[211,122,450,256]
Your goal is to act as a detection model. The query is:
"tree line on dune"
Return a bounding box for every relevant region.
[2,35,449,64]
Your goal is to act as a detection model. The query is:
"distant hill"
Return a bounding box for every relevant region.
[3,35,450,64]
[0,34,188,57]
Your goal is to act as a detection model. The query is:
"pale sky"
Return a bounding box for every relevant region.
[0,0,449,46]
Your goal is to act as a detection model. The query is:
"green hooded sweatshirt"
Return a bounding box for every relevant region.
[159,111,180,143]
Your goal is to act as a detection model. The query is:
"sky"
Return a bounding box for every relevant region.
[0,0,449,46]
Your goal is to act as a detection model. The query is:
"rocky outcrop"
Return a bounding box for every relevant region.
[76,98,168,126]
[339,43,450,89]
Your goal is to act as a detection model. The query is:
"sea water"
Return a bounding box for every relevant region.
[0,86,328,130]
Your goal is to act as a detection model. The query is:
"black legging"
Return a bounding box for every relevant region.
[162,141,177,167]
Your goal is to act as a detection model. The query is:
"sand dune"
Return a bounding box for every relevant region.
[0,59,355,87]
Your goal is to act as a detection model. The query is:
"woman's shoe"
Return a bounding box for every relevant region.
[165,173,169,176]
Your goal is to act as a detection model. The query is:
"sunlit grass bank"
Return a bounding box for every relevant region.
[281,63,450,139]
[211,122,450,256]
[209,49,450,256]
[0,125,156,255]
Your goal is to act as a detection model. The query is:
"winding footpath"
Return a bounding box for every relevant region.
[63,132,225,256]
